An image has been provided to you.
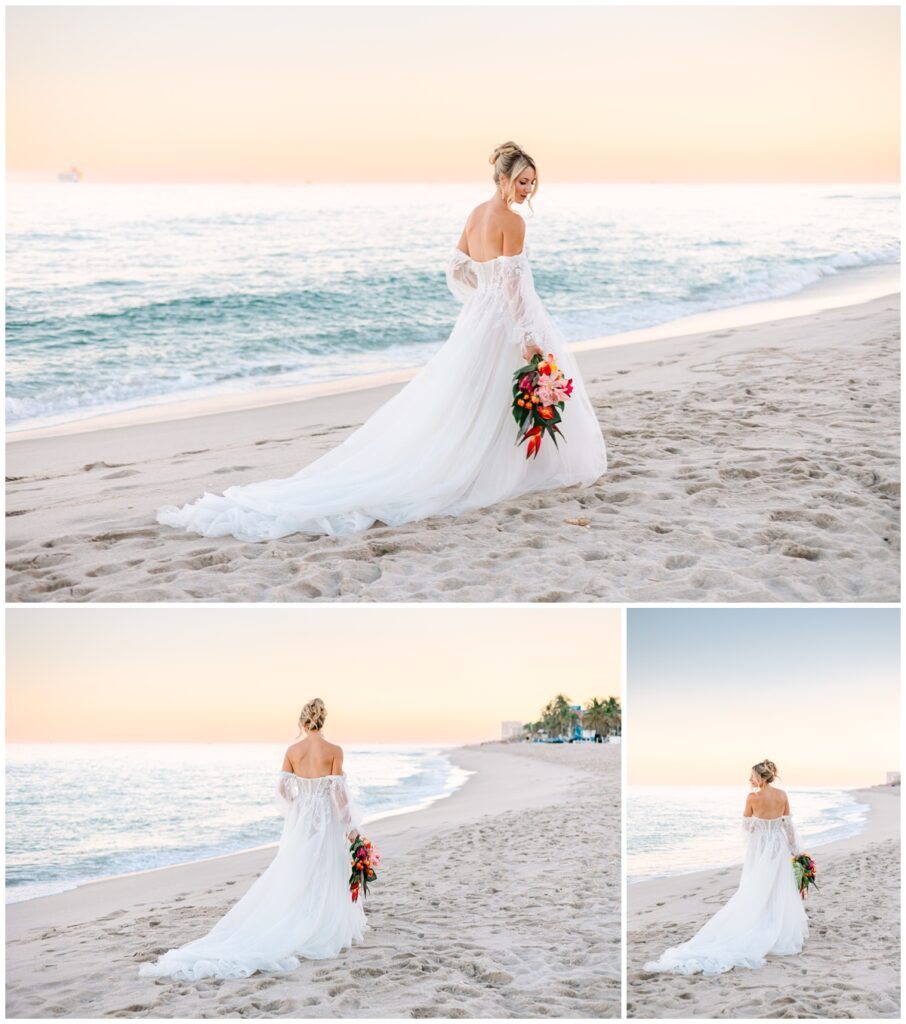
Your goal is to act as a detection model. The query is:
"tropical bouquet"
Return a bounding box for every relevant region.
[792,852,817,899]
[349,834,380,903]
[511,352,574,459]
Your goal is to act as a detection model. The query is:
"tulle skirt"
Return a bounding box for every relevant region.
[643,841,808,975]
[157,294,607,542]
[139,824,365,981]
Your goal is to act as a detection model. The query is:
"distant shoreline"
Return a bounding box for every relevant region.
[628,786,900,1018]
[627,784,878,885]
[6,743,621,1018]
[8,261,898,441]
[5,744,473,906]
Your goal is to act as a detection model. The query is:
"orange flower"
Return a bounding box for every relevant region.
[538,407,554,420]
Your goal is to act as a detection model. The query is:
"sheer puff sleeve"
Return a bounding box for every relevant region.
[330,775,363,842]
[500,256,550,361]
[781,814,804,856]
[446,249,478,302]
[276,771,299,814]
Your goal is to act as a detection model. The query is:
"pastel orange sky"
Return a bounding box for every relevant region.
[6,607,621,744]
[6,5,899,183]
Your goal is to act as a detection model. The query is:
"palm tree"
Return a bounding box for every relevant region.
[541,694,578,740]
[583,696,622,742]
[603,696,621,737]
[583,697,609,741]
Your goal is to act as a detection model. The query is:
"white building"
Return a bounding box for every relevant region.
[501,721,524,741]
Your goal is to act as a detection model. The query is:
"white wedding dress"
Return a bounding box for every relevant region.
[156,244,607,541]
[139,773,366,981]
[643,815,809,975]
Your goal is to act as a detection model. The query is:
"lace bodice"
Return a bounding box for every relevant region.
[742,814,803,856]
[276,771,361,837]
[446,245,550,358]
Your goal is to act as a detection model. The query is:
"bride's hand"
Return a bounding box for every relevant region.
[522,339,544,362]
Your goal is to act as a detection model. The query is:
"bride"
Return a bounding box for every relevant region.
[139,699,366,981]
[156,141,607,542]
[643,759,809,976]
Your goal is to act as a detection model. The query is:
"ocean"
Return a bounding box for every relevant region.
[5,743,470,903]
[628,785,870,883]
[6,182,899,431]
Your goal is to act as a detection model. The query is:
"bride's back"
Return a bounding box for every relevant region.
[463,202,524,262]
[285,734,343,779]
[747,785,789,820]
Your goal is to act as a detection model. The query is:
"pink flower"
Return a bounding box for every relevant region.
[536,373,572,407]
[518,374,533,392]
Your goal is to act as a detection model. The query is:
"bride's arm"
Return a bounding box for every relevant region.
[740,792,757,837]
[330,770,362,843]
[446,229,478,301]
[780,794,803,855]
[498,219,546,361]
[276,749,296,808]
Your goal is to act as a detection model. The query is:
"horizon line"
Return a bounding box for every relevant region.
[6,177,901,187]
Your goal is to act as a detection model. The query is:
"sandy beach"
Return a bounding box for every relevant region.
[6,742,620,1019]
[627,785,901,1019]
[6,282,900,603]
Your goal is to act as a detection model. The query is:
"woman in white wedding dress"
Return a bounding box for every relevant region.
[156,141,607,542]
[643,759,809,976]
[139,699,366,981]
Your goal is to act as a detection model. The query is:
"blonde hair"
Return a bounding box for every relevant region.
[299,697,327,733]
[751,759,778,784]
[489,141,537,213]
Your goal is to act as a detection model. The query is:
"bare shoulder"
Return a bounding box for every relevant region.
[774,786,789,802]
[501,210,526,253]
[328,741,345,773]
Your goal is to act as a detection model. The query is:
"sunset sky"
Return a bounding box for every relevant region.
[627,608,900,787]
[6,607,621,744]
[6,5,899,183]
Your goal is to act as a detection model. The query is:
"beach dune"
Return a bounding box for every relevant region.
[6,742,620,1019]
[627,785,901,1019]
[6,289,900,603]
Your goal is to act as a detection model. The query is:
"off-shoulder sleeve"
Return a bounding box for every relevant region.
[446,249,478,302]
[781,814,803,855]
[330,775,363,838]
[276,771,298,814]
[499,256,550,359]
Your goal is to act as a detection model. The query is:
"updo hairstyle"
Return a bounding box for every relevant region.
[751,759,778,784]
[489,141,538,211]
[299,698,327,733]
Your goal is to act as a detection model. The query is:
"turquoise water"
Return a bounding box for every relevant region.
[6,183,899,429]
[5,743,470,903]
[628,785,870,883]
